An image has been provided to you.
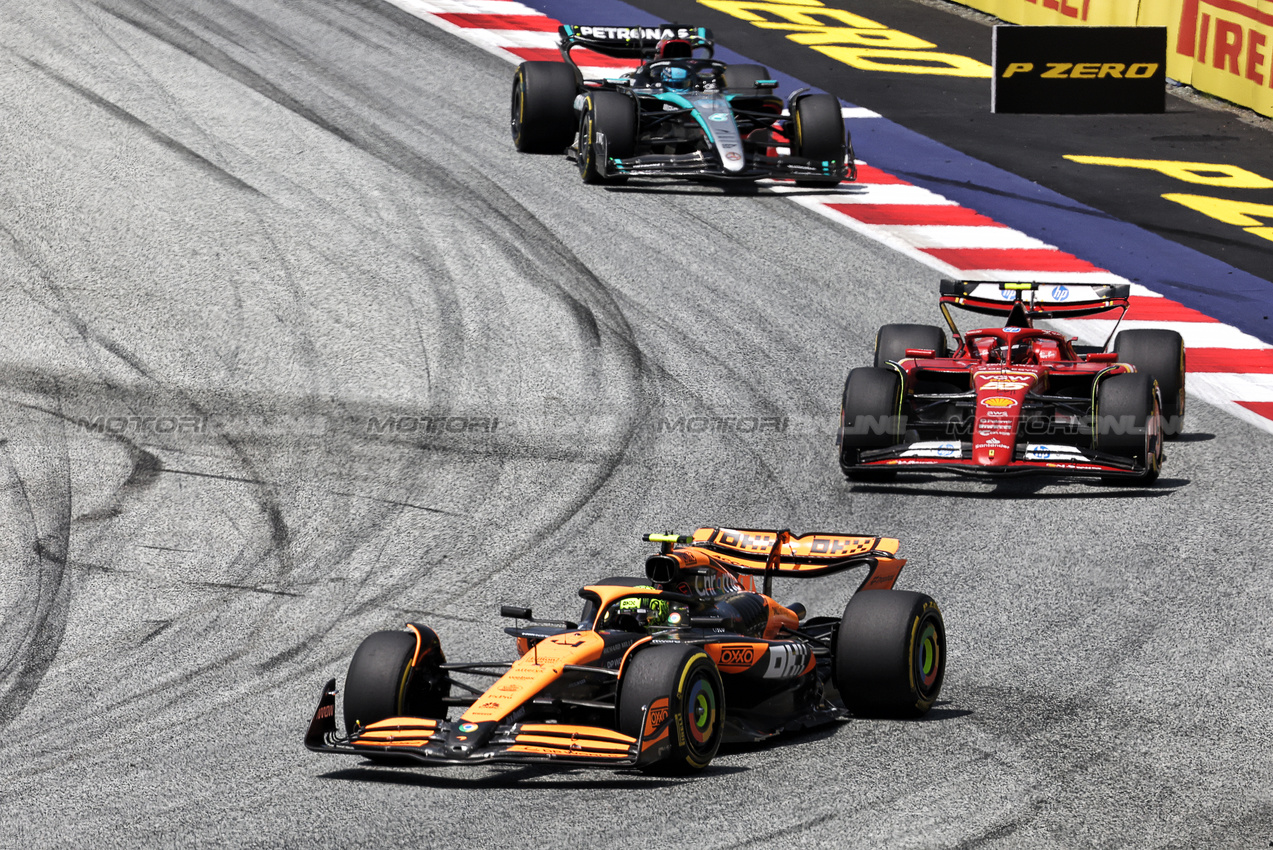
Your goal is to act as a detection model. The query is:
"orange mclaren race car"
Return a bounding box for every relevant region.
[304,527,946,773]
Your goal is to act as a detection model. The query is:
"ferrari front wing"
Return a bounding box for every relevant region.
[851,441,1155,479]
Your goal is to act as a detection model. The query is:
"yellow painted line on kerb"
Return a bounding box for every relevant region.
[698,0,993,77]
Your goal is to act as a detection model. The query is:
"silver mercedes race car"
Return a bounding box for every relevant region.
[511,24,855,185]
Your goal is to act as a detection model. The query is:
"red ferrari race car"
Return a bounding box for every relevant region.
[837,280,1186,483]
[305,527,945,773]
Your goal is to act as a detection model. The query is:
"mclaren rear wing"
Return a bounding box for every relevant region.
[645,527,906,595]
[557,24,713,64]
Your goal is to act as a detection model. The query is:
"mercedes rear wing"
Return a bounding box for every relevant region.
[557,24,713,64]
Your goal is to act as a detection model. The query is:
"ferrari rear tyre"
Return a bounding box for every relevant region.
[343,628,449,734]
[578,91,636,185]
[1113,329,1186,439]
[791,93,846,186]
[839,367,901,481]
[722,62,773,92]
[511,62,578,154]
[835,590,945,718]
[619,645,724,773]
[874,323,948,368]
[1095,371,1163,484]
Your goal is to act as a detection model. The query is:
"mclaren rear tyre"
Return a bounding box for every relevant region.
[511,61,578,154]
[721,62,773,93]
[839,367,901,481]
[1095,371,1164,484]
[1114,329,1186,439]
[874,323,949,368]
[619,645,724,774]
[835,590,945,718]
[791,93,847,187]
[578,91,636,185]
[343,627,450,735]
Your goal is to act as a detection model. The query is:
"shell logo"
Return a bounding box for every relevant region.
[981,396,1018,408]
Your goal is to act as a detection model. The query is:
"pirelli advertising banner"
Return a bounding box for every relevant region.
[950,0,1273,117]
[957,0,1140,26]
[993,26,1167,112]
[1162,0,1273,119]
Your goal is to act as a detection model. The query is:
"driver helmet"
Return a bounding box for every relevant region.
[661,65,692,91]
[618,594,671,629]
[1008,339,1040,364]
[656,36,694,60]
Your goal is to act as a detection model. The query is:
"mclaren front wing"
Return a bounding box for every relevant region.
[304,680,673,768]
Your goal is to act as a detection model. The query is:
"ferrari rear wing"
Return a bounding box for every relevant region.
[558,24,713,63]
[939,279,1130,320]
[939,279,1130,349]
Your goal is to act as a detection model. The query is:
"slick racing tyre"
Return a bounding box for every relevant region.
[511,61,578,154]
[839,367,901,481]
[343,627,450,734]
[874,323,949,368]
[721,62,773,92]
[1095,371,1163,484]
[835,590,945,718]
[619,645,724,773]
[578,91,636,185]
[790,93,846,186]
[1113,329,1186,439]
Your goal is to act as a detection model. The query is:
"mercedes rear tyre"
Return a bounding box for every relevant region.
[1113,329,1186,439]
[791,93,846,186]
[835,590,945,718]
[511,62,578,154]
[874,323,949,368]
[1094,371,1163,484]
[619,644,724,773]
[578,91,636,185]
[839,367,902,481]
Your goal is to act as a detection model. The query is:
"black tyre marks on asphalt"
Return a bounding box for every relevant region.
[0,0,668,755]
[0,396,73,734]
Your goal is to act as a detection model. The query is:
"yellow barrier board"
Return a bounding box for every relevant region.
[948,0,1139,25]
[1152,0,1273,117]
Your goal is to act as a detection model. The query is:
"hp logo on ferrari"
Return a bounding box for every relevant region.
[1051,285,1070,301]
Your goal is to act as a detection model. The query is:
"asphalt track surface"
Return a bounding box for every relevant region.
[0,1,1270,848]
